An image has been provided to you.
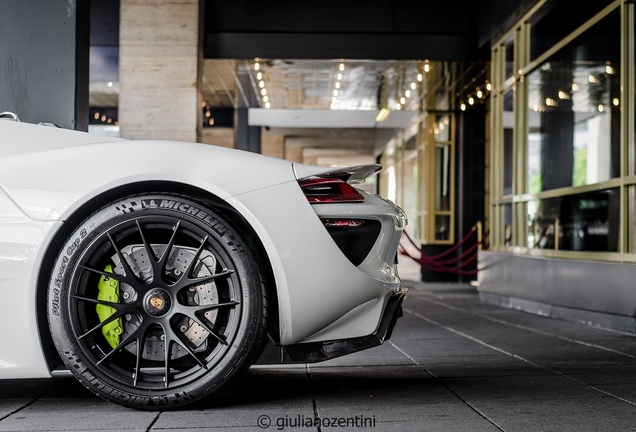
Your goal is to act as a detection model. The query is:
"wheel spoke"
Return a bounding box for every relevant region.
[157,221,181,270]
[71,294,129,310]
[135,219,158,263]
[133,326,150,388]
[161,324,208,370]
[76,310,128,340]
[187,314,229,347]
[106,232,138,284]
[164,338,173,388]
[179,300,240,315]
[177,269,235,291]
[96,324,144,366]
[180,236,209,281]
[79,265,137,287]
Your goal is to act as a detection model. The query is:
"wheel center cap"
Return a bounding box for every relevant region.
[144,289,171,316]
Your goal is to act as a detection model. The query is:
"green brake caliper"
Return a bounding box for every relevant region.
[96,265,123,348]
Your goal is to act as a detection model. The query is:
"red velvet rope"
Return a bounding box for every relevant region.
[399,225,490,275]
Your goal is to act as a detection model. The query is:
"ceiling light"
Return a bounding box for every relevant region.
[376,108,390,123]
[558,90,570,100]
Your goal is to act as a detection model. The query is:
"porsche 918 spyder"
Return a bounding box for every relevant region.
[0,115,406,409]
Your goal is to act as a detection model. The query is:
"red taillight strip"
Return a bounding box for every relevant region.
[299,177,364,204]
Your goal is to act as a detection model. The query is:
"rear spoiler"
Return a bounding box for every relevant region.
[293,163,382,185]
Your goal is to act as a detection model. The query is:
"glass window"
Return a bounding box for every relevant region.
[630,186,635,253]
[434,144,451,211]
[504,38,514,81]
[526,11,620,193]
[531,188,619,252]
[530,0,615,60]
[503,90,514,195]
[503,204,513,246]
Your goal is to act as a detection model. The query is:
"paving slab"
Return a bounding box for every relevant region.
[1,281,635,431]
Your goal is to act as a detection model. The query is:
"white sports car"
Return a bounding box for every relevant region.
[0,115,406,409]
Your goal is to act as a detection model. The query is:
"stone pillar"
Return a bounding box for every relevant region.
[119,0,201,141]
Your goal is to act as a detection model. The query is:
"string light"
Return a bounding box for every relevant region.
[339,63,345,71]
[468,96,474,105]
[476,88,483,98]
[613,98,620,106]
[545,97,557,107]
[411,82,417,90]
[417,73,423,82]
[405,90,411,97]
[400,96,406,104]
[395,103,401,110]
[460,103,466,111]
[558,90,570,100]
[265,102,271,109]
[261,88,267,96]
[606,64,615,75]
[486,82,492,91]
[257,72,263,80]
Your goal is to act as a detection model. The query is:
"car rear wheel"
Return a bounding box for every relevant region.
[48,193,267,409]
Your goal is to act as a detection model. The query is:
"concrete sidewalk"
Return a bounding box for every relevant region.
[1,281,635,431]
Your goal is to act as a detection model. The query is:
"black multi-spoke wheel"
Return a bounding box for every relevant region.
[48,194,267,409]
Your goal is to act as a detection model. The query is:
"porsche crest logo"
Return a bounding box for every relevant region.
[149,296,165,310]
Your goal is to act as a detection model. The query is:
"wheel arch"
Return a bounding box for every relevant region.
[36,180,279,372]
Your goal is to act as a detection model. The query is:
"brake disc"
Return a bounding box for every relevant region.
[110,244,219,361]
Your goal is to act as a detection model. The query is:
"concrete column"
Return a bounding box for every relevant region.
[119,0,200,141]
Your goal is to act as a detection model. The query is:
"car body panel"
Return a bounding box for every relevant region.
[0,120,405,379]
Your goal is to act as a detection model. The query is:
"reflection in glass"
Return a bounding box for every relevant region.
[531,189,619,252]
[526,11,620,193]
[435,215,450,241]
[503,91,513,195]
[503,204,513,246]
[435,144,450,211]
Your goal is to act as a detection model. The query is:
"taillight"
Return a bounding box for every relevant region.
[299,178,364,204]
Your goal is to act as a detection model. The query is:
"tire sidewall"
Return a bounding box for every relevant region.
[47,194,263,409]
